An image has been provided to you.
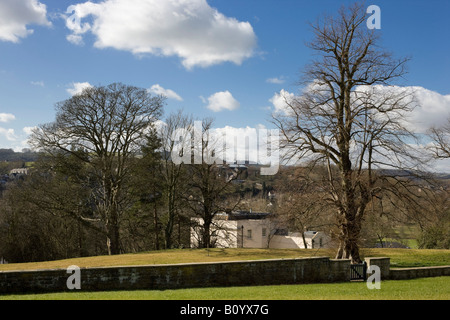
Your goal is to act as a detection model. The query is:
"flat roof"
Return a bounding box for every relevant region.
[216,211,271,220]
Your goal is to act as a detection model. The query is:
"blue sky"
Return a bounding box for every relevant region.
[0,0,449,159]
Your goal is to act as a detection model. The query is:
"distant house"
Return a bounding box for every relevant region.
[8,168,29,181]
[10,168,28,175]
[190,211,332,249]
[224,164,248,182]
[267,190,276,201]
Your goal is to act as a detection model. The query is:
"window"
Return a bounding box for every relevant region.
[247,229,252,239]
[262,228,267,237]
[319,237,323,248]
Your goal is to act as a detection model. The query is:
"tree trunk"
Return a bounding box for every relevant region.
[301,232,308,249]
[106,206,121,255]
[165,191,176,249]
[335,215,363,263]
[202,224,211,249]
[335,241,344,260]
[343,238,362,264]
[377,234,384,248]
[153,198,160,250]
[106,225,121,255]
[201,214,213,249]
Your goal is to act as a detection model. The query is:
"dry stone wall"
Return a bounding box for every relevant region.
[0,257,349,294]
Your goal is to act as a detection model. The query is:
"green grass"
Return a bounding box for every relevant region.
[0,248,449,272]
[0,248,448,300]
[0,248,308,271]
[1,277,449,300]
[381,224,421,249]
[360,248,450,268]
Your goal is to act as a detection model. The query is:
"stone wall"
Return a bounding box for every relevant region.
[365,257,390,279]
[364,257,450,280]
[0,257,350,294]
[388,266,450,280]
[1,256,449,295]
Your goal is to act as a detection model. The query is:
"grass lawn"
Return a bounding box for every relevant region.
[1,276,449,300]
[381,224,421,249]
[0,248,448,301]
[0,248,449,272]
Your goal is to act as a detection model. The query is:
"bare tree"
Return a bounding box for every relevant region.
[275,166,333,248]
[429,116,450,159]
[123,126,164,252]
[30,83,164,255]
[0,156,108,261]
[272,3,421,262]
[184,118,242,248]
[158,110,194,249]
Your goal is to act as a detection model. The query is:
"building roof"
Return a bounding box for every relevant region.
[216,210,271,220]
[304,231,324,240]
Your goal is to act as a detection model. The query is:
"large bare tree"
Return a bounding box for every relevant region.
[31,83,164,255]
[273,3,421,262]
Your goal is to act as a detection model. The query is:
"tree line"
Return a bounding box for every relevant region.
[0,85,250,261]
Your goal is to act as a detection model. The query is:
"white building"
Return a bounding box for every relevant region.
[10,168,28,175]
[190,211,331,249]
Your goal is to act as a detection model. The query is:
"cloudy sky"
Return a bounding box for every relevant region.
[0,0,449,169]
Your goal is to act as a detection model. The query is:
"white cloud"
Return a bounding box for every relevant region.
[266,77,285,84]
[66,34,84,45]
[31,80,44,87]
[0,126,37,151]
[205,91,240,112]
[350,85,450,134]
[270,85,450,135]
[406,86,450,133]
[0,113,16,123]
[64,0,256,69]
[197,125,280,171]
[67,82,92,96]
[23,126,37,136]
[270,89,296,115]
[258,79,450,173]
[148,84,183,101]
[0,127,17,142]
[0,0,51,43]
[429,157,450,173]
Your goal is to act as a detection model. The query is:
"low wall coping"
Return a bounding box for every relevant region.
[390,265,450,271]
[329,259,351,262]
[0,256,333,273]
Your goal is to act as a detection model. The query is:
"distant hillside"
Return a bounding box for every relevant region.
[0,149,39,162]
[377,168,450,183]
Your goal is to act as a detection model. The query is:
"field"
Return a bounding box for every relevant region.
[0,248,449,300]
